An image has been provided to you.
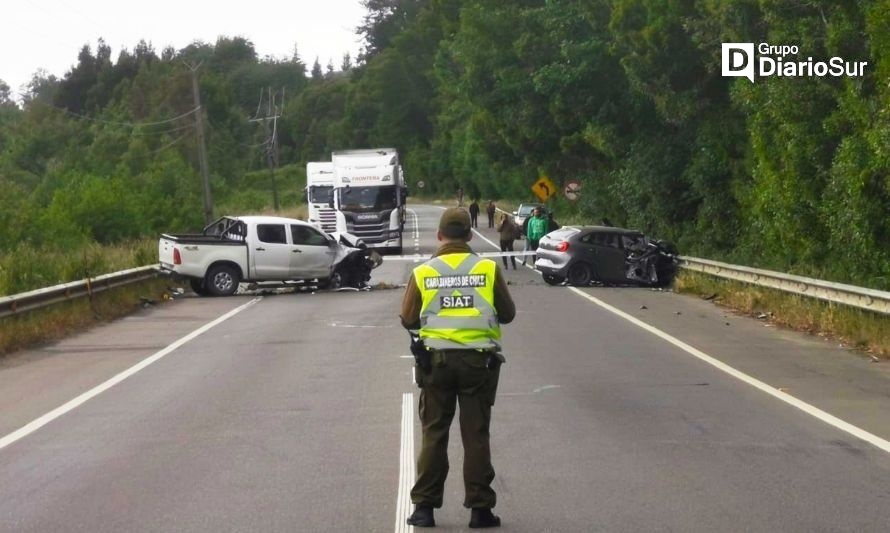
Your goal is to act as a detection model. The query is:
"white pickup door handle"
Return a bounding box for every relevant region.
[292,249,302,253]
[255,247,266,251]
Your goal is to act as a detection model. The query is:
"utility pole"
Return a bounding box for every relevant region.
[185,61,213,224]
[250,86,283,211]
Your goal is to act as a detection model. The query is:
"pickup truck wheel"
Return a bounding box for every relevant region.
[206,265,239,296]
[189,278,209,296]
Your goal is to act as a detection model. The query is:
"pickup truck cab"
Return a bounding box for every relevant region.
[159,216,346,296]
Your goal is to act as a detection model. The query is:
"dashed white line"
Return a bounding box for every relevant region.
[0,297,262,452]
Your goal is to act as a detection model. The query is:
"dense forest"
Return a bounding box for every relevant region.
[0,0,888,294]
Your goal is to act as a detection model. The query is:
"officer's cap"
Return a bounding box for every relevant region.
[438,207,472,239]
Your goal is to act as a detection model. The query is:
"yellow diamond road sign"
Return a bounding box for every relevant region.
[532,175,556,202]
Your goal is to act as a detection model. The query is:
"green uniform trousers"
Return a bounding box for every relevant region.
[411,349,501,509]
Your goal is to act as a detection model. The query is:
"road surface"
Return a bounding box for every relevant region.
[1,204,888,532]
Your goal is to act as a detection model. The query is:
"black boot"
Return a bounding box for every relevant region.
[469,508,501,528]
[407,504,435,527]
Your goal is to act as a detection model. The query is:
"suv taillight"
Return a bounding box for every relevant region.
[556,241,569,252]
[173,248,182,265]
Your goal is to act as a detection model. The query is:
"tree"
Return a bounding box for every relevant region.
[311,58,323,80]
[341,52,353,71]
[0,79,12,106]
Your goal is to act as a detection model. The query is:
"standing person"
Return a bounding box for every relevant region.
[486,201,496,228]
[468,200,480,228]
[495,213,517,270]
[526,207,548,267]
[547,212,560,233]
[401,207,516,529]
[457,186,464,207]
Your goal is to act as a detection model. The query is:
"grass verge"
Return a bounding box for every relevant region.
[675,270,890,358]
[0,277,180,358]
[0,239,157,296]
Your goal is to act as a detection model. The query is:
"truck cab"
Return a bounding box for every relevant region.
[306,162,336,233]
[331,149,407,254]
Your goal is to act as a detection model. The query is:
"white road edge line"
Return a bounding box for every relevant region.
[453,204,890,453]
[0,297,263,452]
[567,287,890,454]
[395,392,416,533]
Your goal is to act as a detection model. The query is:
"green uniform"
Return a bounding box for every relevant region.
[409,251,507,509]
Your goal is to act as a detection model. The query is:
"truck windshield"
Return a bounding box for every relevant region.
[338,185,397,212]
[309,185,334,204]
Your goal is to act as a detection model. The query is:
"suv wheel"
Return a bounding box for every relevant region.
[567,263,593,286]
[542,273,565,286]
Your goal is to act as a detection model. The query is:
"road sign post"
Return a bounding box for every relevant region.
[564,180,582,202]
[532,175,557,203]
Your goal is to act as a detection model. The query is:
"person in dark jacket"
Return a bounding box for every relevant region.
[486,201,497,228]
[468,200,480,228]
[547,212,560,233]
[495,213,517,269]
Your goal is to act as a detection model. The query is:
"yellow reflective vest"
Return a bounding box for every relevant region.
[413,253,500,350]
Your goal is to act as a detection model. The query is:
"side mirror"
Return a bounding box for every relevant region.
[328,199,334,208]
[512,211,518,216]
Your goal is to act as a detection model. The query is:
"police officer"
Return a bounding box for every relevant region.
[400,207,516,528]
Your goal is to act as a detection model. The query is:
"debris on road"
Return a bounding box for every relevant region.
[640,305,648,310]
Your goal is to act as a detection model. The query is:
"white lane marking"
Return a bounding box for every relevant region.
[0,298,262,452]
[409,209,420,239]
[395,392,416,533]
[409,209,421,262]
[567,287,890,454]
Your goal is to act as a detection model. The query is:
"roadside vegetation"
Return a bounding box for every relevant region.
[676,271,889,358]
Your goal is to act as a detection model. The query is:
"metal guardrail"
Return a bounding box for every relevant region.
[0,265,159,319]
[678,256,890,315]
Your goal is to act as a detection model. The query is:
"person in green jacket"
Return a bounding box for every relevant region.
[525,207,549,267]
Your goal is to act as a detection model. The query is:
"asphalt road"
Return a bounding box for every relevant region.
[1,204,888,532]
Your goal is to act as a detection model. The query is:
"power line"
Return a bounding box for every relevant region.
[128,122,194,137]
[36,101,200,127]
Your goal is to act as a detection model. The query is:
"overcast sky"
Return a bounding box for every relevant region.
[2,0,368,96]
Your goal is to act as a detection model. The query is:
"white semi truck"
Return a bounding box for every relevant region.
[330,148,407,254]
[305,162,336,233]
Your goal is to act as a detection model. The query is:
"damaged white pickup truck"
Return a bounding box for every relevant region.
[158,216,381,296]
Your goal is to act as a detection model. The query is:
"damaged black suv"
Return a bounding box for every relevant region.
[535,226,678,287]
